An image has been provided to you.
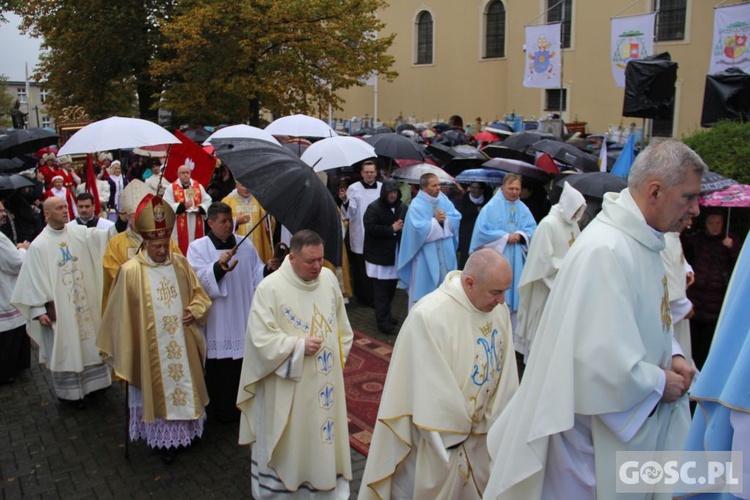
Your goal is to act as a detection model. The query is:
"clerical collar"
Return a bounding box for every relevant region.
[361,180,377,189]
[469,193,484,205]
[208,231,235,250]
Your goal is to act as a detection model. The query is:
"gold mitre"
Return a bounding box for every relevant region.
[134,194,175,241]
[120,179,151,215]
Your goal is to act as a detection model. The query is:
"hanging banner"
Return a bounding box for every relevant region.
[611,13,656,88]
[523,23,561,88]
[709,3,750,74]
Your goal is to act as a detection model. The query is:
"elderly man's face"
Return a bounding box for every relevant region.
[236,183,251,198]
[289,243,324,281]
[464,264,513,313]
[145,238,171,263]
[652,170,702,233]
[178,167,191,184]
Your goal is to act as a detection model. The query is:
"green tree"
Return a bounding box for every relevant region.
[683,121,750,185]
[152,0,397,126]
[0,75,15,128]
[9,0,176,121]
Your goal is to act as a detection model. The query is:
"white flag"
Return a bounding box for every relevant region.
[709,3,750,74]
[598,140,608,172]
[611,13,656,88]
[523,23,561,88]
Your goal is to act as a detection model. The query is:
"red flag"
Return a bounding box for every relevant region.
[85,154,101,215]
[163,130,216,188]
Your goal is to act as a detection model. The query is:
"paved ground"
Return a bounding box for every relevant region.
[0,289,409,499]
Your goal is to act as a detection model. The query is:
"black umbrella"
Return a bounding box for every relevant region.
[181,127,211,144]
[213,138,342,266]
[482,158,552,182]
[426,143,487,165]
[396,123,416,133]
[0,128,59,159]
[555,172,627,199]
[500,130,557,153]
[0,174,35,191]
[364,133,426,161]
[481,144,528,161]
[0,158,27,174]
[533,139,599,172]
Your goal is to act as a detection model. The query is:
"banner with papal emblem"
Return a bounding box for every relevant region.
[611,13,656,88]
[709,3,750,74]
[523,23,561,88]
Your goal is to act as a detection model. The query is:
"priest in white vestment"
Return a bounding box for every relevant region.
[98,194,212,464]
[514,182,586,361]
[187,201,274,422]
[238,230,354,498]
[11,197,112,407]
[360,249,519,499]
[484,140,704,500]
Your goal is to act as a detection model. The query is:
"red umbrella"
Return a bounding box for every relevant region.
[475,130,500,143]
[534,152,561,175]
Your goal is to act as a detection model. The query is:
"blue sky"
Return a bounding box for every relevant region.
[0,13,42,82]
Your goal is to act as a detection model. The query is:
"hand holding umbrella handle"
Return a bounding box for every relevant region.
[220,246,240,272]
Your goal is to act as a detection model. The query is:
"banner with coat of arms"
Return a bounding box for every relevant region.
[610,13,656,88]
[709,3,750,74]
[523,23,561,88]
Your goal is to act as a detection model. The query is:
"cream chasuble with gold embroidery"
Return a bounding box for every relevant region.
[360,271,518,500]
[238,258,353,496]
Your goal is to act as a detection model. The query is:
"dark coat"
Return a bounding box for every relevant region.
[363,180,408,267]
[455,188,492,269]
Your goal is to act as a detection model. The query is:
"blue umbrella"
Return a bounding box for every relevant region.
[455,168,506,186]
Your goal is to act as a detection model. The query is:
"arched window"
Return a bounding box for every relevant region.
[485,0,506,58]
[416,11,433,65]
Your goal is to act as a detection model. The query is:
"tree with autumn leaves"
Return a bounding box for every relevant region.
[2,0,396,125]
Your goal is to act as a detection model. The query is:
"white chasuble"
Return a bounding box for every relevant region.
[361,271,518,500]
[146,264,197,420]
[238,258,354,495]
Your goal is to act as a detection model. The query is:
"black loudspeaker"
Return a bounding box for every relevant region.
[701,67,750,127]
[622,52,678,120]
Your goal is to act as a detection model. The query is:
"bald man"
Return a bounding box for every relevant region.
[11,197,114,408]
[164,165,212,254]
[361,248,519,499]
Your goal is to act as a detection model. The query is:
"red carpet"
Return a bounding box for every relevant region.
[344,330,393,456]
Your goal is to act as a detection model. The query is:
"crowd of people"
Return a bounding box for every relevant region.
[0,134,747,498]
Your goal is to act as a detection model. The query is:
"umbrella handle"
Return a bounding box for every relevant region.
[220,245,239,272]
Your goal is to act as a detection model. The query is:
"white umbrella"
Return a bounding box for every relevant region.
[301,136,376,172]
[265,114,338,138]
[203,124,281,146]
[391,163,454,185]
[58,116,180,155]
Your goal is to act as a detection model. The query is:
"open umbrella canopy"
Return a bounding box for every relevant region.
[265,114,337,138]
[475,130,500,143]
[203,124,280,146]
[391,163,453,185]
[0,128,60,158]
[213,138,342,266]
[132,144,170,158]
[364,133,426,161]
[533,139,599,172]
[0,173,35,191]
[0,157,28,174]
[455,168,506,186]
[699,184,750,207]
[701,171,738,194]
[556,171,627,199]
[58,116,180,155]
[482,158,552,182]
[300,136,376,172]
[181,127,212,144]
[500,130,557,153]
[426,143,487,165]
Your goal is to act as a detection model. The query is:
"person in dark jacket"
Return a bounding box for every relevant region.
[682,209,741,369]
[455,181,493,269]
[363,179,408,334]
